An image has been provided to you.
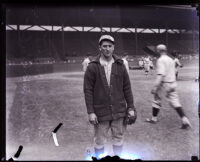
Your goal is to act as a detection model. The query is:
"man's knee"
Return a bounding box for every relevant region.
[168,95,182,108]
[94,138,105,149]
[170,101,182,108]
[152,101,162,109]
[112,135,124,146]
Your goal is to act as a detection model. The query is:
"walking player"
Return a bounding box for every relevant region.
[146,44,192,129]
[121,54,130,74]
[143,55,151,76]
[171,50,183,80]
[83,35,137,158]
[82,56,91,72]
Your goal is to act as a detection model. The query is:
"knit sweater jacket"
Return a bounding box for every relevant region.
[83,54,135,122]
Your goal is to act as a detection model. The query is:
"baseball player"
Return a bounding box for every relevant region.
[83,35,137,159]
[149,57,154,69]
[149,56,154,75]
[171,51,183,80]
[138,58,144,69]
[122,54,130,74]
[143,55,151,76]
[146,44,192,129]
[82,56,91,72]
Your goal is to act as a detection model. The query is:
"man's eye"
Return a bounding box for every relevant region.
[102,45,112,48]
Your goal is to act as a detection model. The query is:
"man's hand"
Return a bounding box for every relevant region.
[128,110,135,117]
[88,113,98,125]
[124,109,137,125]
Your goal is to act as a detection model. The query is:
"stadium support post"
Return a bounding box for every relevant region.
[62,24,65,60]
[192,10,195,55]
[165,24,168,47]
[135,25,138,55]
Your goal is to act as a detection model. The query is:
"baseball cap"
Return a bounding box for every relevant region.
[156,44,167,52]
[99,35,115,45]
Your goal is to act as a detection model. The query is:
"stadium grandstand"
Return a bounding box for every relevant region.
[5,4,199,76]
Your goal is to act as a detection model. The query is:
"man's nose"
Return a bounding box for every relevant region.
[106,46,110,50]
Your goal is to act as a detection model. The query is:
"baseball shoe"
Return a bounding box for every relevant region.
[181,124,191,129]
[181,117,192,129]
[145,118,157,124]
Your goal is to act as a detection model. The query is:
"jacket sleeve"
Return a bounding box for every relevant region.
[83,64,95,114]
[122,64,135,111]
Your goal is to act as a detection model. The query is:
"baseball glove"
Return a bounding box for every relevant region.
[124,110,137,125]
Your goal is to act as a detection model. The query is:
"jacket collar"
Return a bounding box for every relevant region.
[91,54,123,64]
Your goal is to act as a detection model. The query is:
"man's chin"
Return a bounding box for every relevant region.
[103,53,112,58]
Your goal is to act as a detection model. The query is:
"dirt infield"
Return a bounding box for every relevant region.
[6,60,199,160]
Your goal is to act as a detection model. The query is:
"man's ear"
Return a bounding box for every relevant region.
[99,45,101,51]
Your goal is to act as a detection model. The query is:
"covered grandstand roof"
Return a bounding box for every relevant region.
[5,4,199,30]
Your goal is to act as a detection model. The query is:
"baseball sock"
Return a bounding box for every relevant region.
[113,144,123,157]
[175,107,185,118]
[176,73,178,79]
[94,147,104,159]
[152,107,160,121]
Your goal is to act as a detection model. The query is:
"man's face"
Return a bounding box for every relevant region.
[99,40,114,58]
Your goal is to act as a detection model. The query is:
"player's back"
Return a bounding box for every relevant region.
[122,58,129,74]
[83,58,90,65]
[82,58,90,72]
[157,55,176,82]
[122,58,128,65]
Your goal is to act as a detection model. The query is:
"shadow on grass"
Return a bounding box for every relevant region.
[62,74,84,78]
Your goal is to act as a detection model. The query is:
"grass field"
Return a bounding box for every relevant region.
[6,59,199,160]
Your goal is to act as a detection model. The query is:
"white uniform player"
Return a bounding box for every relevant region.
[149,57,154,75]
[122,56,129,74]
[149,59,154,69]
[143,56,151,75]
[171,51,183,80]
[145,44,192,129]
[174,57,182,80]
[138,58,144,69]
[82,57,91,72]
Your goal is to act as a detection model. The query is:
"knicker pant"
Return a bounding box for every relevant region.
[152,82,182,109]
[93,117,127,149]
